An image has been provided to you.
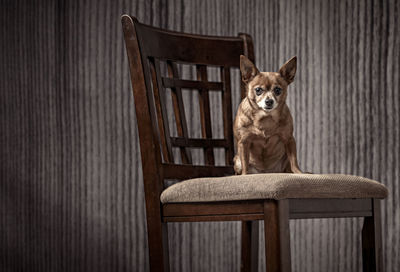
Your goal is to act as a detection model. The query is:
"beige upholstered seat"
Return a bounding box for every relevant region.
[160,173,388,203]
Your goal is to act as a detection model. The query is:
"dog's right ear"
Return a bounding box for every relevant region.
[279,56,297,84]
[240,55,259,83]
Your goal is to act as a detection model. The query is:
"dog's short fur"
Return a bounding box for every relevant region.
[233,55,302,174]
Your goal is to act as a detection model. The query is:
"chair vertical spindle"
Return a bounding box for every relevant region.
[220,66,234,165]
[196,64,215,165]
[166,61,192,164]
[149,58,174,163]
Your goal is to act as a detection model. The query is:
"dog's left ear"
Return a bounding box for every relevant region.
[279,56,297,84]
[240,55,259,83]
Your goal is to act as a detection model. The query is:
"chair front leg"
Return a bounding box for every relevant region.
[263,200,291,272]
[362,199,383,272]
[241,220,259,272]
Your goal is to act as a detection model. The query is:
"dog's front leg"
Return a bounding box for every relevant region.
[238,139,250,175]
[285,136,302,173]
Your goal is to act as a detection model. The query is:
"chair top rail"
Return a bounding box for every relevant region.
[127,15,244,66]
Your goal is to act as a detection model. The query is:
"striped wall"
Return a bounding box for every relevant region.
[0,0,399,271]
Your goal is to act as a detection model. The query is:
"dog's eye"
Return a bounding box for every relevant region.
[255,87,263,96]
[274,87,282,96]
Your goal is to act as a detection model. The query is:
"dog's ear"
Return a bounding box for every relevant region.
[240,55,259,83]
[279,56,297,84]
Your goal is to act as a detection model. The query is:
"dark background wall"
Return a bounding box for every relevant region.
[1,0,399,271]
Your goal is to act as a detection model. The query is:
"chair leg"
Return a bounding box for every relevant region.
[241,220,259,272]
[362,199,383,272]
[263,200,291,272]
[147,219,170,272]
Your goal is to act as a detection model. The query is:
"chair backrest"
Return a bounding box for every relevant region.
[121,15,255,198]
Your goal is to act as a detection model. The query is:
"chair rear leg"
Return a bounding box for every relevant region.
[362,199,383,272]
[263,200,291,272]
[241,220,259,272]
[147,219,170,272]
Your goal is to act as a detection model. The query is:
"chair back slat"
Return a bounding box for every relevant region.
[166,61,192,164]
[149,58,174,163]
[196,65,215,165]
[221,66,235,165]
[170,137,229,148]
[162,77,223,91]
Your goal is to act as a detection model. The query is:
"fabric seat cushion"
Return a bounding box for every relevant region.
[160,173,388,203]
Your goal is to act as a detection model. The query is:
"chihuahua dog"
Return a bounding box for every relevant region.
[233,55,302,175]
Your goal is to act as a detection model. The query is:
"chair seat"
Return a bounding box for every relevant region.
[160,173,388,203]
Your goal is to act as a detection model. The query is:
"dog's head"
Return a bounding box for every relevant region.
[240,55,297,112]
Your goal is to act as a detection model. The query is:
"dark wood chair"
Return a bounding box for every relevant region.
[121,15,388,272]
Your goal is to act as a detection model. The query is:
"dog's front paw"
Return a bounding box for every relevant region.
[291,168,303,174]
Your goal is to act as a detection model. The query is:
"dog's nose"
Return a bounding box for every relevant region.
[265,99,274,107]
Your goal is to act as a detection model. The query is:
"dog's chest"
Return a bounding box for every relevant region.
[254,115,280,133]
[247,115,288,171]
[250,134,285,157]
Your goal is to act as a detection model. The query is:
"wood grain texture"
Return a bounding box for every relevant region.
[0,0,399,271]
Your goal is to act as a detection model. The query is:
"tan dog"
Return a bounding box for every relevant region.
[233,55,302,175]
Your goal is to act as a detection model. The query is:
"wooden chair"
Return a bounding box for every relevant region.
[121,15,388,272]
